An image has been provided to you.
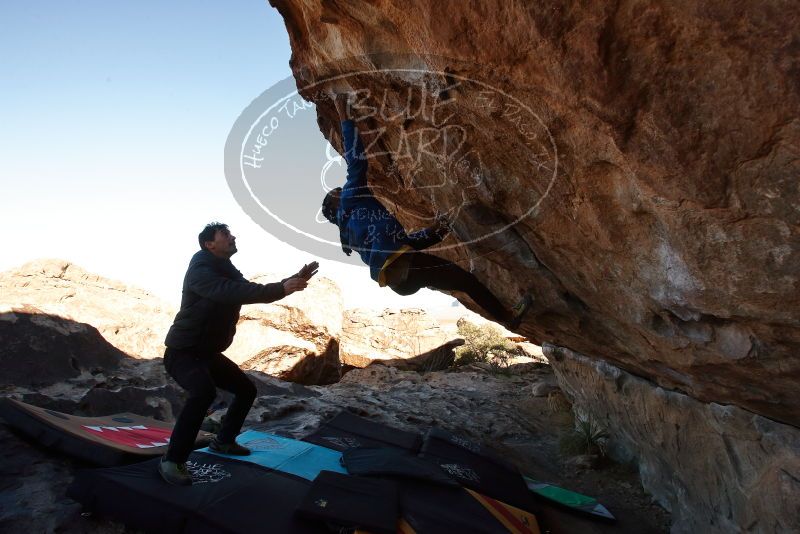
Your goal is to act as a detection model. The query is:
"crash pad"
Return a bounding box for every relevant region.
[302,410,421,452]
[0,397,212,466]
[67,451,325,533]
[202,429,346,480]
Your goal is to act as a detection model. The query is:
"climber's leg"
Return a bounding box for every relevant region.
[391,253,511,322]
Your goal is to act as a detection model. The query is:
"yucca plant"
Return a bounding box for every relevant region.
[559,416,610,457]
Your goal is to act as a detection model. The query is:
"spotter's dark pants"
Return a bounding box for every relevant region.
[391,252,510,322]
[163,347,256,463]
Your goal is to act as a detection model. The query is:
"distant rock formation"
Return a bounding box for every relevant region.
[227,274,344,384]
[339,308,462,370]
[0,259,174,360]
[0,260,529,385]
[0,261,347,384]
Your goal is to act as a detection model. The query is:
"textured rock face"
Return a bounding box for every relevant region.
[0,259,174,360]
[228,274,344,384]
[339,308,461,369]
[271,0,800,426]
[547,344,800,533]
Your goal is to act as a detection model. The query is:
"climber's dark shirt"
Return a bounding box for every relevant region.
[337,119,442,281]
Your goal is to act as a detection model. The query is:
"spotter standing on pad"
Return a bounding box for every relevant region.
[160,222,318,485]
[321,93,532,330]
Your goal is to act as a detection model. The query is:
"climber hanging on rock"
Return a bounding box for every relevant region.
[320,92,532,330]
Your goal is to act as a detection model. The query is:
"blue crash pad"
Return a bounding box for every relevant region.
[202,430,347,480]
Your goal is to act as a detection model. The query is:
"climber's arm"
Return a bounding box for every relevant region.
[341,120,367,189]
[405,216,451,250]
[334,93,368,198]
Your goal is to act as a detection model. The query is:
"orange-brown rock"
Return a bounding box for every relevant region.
[270,0,800,428]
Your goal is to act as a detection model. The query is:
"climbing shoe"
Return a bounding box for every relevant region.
[508,293,534,331]
[158,457,192,486]
[209,438,251,456]
[200,416,222,434]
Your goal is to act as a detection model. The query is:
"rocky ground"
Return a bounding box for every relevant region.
[0,260,671,532]
[0,358,670,533]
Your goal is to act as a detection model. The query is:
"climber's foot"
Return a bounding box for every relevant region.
[159,457,192,486]
[209,438,251,456]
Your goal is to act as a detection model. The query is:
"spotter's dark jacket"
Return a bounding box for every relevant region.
[165,250,285,353]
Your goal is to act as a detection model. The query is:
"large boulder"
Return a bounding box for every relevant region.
[272,0,800,426]
[269,2,799,530]
[0,259,174,359]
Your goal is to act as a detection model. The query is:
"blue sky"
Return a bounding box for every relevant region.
[0,0,453,310]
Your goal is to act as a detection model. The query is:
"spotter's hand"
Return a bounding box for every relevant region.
[282,277,308,296]
[295,261,319,281]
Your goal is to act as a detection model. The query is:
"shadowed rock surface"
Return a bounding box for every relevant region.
[547,344,800,533]
[0,309,126,388]
[0,260,173,360]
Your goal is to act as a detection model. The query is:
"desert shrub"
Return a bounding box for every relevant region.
[559,416,610,457]
[454,320,516,371]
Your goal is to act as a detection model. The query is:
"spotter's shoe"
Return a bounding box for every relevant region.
[508,294,534,332]
[209,438,251,456]
[158,457,192,486]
